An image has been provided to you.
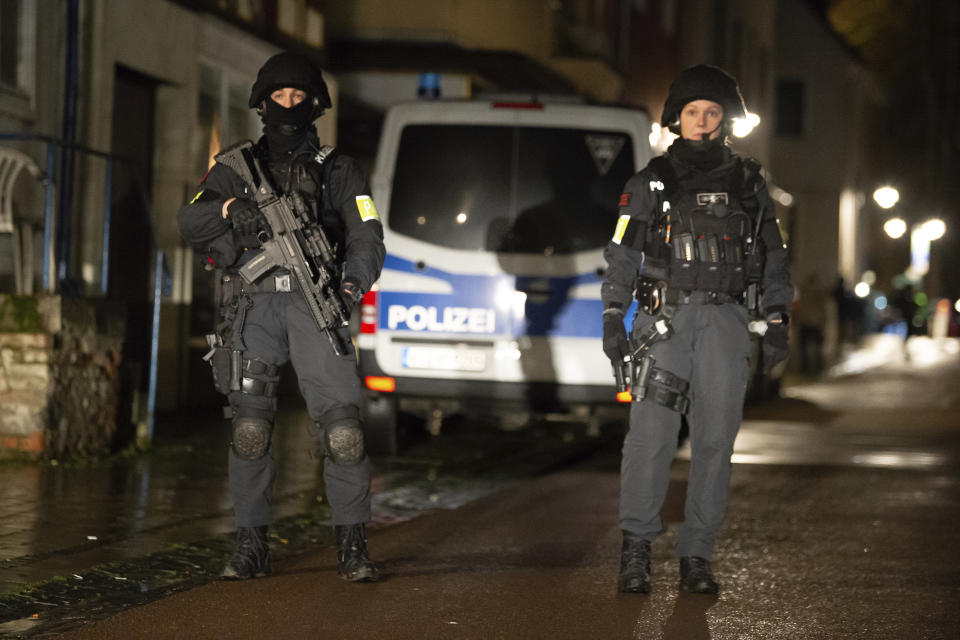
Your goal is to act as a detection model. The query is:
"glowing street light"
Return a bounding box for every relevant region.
[883,217,907,239]
[907,218,947,281]
[873,186,899,209]
[919,218,945,241]
[732,112,761,138]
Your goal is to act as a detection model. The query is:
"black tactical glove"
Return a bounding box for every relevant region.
[602,310,629,364]
[762,321,789,373]
[341,281,364,314]
[227,198,270,238]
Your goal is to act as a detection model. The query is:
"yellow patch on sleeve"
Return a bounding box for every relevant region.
[612,215,630,245]
[356,195,380,222]
[189,190,204,204]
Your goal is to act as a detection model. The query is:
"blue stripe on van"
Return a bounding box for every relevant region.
[379,254,607,338]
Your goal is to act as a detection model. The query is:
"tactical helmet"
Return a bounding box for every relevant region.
[660,65,747,135]
[249,51,332,118]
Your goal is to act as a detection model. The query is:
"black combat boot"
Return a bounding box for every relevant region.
[221,525,271,579]
[618,531,652,593]
[679,556,719,594]
[335,524,380,582]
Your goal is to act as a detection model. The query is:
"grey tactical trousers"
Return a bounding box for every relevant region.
[227,289,370,528]
[620,302,753,559]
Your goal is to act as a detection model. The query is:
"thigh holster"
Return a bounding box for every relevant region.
[240,358,280,398]
[637,363,690,414]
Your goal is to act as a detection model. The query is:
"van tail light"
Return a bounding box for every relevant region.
[492,101,544,110]
[366,376,396,393]
[360,284,379,334]
[616,390,633,403]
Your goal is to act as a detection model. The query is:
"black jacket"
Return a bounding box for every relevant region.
[178,131,385,293]
[601,143,792,317]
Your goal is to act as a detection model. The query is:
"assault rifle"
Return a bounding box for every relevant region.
[215,141,350,356]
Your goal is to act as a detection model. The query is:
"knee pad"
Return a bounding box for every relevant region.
[320,417,365,465]
[232,416,272,460]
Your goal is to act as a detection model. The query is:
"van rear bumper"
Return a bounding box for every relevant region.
[358,351,621,412]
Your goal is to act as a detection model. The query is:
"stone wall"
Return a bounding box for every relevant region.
[0,295,125,459]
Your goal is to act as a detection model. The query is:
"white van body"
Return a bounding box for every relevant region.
[358,99,653,451]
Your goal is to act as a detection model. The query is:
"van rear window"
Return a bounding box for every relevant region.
[388,124,634,254]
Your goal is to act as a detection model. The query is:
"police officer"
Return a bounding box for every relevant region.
[601,65,791,594]
[178,52,385,582]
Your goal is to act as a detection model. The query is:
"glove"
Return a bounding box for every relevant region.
[602,311,629,364]
[227,198,270,237]
[341,281,364,314]
[762,321,789,373]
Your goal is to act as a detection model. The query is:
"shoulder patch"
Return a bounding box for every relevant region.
[356,195,380,221]
[619,193,632,207]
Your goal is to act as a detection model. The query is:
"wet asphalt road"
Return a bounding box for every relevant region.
[3,336,960,638]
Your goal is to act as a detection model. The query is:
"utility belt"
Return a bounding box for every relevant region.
[235,269,297,294]
[636,275,743,316]
[665,288,743,306]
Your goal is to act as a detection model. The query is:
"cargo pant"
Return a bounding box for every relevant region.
[620,301,753,559]
[227,289,370,528]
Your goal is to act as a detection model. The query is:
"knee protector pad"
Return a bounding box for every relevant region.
[232,416,272,460]
[321,417,365,465]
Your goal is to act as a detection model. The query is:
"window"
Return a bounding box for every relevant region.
[389,124,635,255]
[0,0,35,98]
[776,79,805,137]
[195,62,260,177]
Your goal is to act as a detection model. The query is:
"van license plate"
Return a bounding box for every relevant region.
[400,347,487,372]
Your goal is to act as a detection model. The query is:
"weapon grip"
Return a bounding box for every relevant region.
[635,356,654,401]
[614,359,628,393]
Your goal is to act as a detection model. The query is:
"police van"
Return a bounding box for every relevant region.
[357,98,654,452]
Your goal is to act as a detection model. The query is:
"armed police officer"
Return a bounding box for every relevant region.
[601,65,791,594]
[178,52,385,582]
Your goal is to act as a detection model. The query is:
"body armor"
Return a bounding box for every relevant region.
[643,155,762,297]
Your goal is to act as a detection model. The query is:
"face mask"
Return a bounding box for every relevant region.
[264,98,314,152]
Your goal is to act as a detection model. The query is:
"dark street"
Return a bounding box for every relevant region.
[1,336,958,639]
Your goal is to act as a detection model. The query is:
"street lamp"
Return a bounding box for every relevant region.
[919,218,945,241]
[732,112,761,138]
[873,186,899,209]
[907,218,947,282]
[883,217,907,239]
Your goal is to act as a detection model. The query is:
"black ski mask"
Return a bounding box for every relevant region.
[264,97,315,154]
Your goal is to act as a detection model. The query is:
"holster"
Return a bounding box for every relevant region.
[203,269,251,395]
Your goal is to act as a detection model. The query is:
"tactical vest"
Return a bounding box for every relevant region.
[258,141,346,262]
[644,155,762,296]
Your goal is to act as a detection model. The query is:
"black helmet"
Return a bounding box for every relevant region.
[248,51,332,117]
[660,65,747,134]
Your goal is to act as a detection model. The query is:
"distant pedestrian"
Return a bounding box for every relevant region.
[797,273,827,374]
[601,65,792,594]
[178,52,385,582]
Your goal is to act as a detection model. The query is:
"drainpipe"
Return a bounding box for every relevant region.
[57,0,80,288]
